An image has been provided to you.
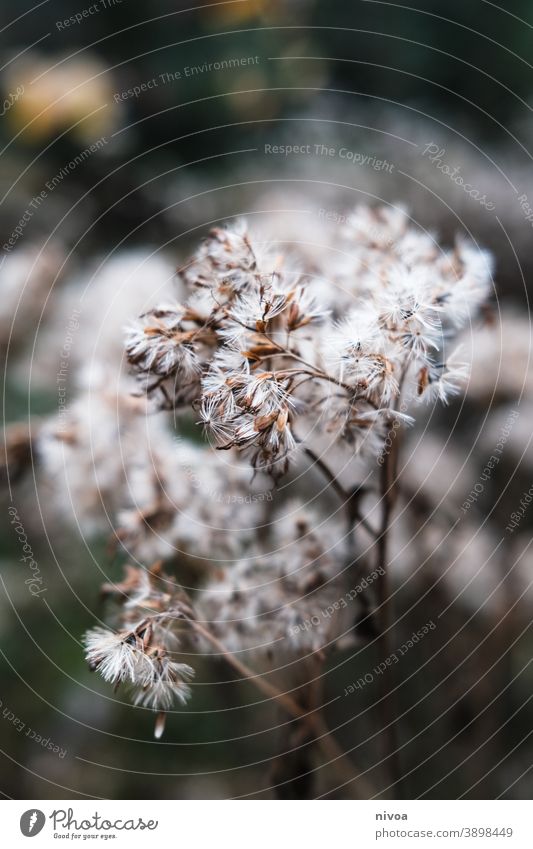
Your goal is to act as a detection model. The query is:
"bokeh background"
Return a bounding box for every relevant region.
[1,0,532,799]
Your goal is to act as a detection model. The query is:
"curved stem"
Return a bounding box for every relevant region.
[302,445,378,540]
[190,618,304,717]
[228,316,356,393]
[302,446,349,503]
[188,617,375,797]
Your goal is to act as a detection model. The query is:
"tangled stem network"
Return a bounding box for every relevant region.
[80,205,492,786]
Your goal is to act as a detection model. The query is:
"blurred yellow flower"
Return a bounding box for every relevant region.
[205,0,274,25]
[4,54,118,142]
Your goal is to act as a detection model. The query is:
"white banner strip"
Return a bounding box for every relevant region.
[2,800,532,848]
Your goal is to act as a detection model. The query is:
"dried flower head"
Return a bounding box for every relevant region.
[125,209,492,476]
[67,205,492,739]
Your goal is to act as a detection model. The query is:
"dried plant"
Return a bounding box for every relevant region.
[79,205,492,793]
[2,205,493,796]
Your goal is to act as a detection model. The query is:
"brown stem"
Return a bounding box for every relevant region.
[375,426,403,795]
[190,618,304,717]
[228,315,357,393]
[302,446,349,503]
[302,445,378,540]
[271,655,325,799]
[265,358,355,393]
[188,617,375,797]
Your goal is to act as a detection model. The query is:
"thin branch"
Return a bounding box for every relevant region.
[302,446,349,503]
[227,315,356,392]
[188,617,375,798]
[190,618,304,717]
[375,422,403,795]
[302,445,379,540]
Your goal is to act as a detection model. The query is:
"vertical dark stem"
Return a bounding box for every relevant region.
[188,617,376,796]
[271,713,317,799]
[376,428,403,796]
[271,659,323,799]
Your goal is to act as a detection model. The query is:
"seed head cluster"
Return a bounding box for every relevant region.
[80,204,493,734]
[125,207,492,474]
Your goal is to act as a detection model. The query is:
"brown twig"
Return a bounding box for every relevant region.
[188,617,375,798]
[302,445,378,539]
[375,425,403,795]
[302,445,349,503]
